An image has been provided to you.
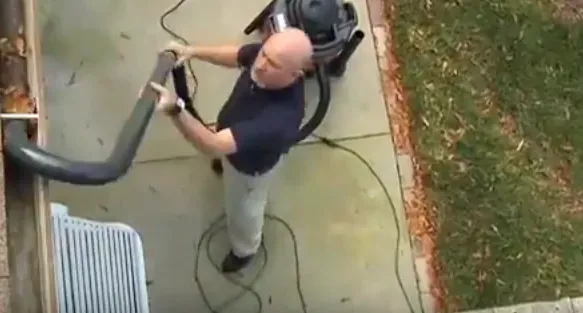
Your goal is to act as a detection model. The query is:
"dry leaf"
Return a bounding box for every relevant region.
[14,36,26,57]
[2,88,34,113]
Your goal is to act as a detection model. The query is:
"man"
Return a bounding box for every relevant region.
[148,27,313,272]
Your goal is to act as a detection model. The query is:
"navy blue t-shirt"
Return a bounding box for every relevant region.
[216,43,305,175]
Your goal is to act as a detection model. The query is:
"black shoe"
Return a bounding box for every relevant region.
[221,251,254,273]
[211,159,223,177]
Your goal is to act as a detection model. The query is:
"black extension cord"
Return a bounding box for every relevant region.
[159,3,423,313]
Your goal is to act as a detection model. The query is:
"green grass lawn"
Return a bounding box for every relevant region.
[390,0,583,311]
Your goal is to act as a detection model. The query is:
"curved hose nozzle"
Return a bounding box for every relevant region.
[3,52,177,185]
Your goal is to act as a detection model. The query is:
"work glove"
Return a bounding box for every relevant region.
[165,41,195,66]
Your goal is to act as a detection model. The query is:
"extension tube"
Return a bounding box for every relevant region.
[3,51,178,185]
[295,63,330,143]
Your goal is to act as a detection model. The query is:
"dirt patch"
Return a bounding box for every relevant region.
[554,0,583,24]
[548,160,583,215]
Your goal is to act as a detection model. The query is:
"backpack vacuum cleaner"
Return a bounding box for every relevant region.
[3,0,364,185]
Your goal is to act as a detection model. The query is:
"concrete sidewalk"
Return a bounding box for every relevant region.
[39,0,427,312]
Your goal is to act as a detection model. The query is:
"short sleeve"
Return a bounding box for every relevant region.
[229,106,298,153]
[237,43,262,68]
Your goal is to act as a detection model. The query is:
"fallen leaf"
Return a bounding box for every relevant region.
[14,36,26,57]
[478,270,487,282]
[2,87,34,113]
[516,138,525,151]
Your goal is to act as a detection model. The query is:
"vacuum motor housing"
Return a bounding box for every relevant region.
[266,0,359,62]
[243,0,365,143]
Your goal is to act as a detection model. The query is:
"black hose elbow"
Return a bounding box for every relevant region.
[171,64,202,122]
[295,63,330,143]
[3,51,178,185]
[4,120,123,184]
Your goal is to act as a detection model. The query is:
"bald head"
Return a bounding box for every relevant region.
[250,27,314,89]
[263,27,313,71]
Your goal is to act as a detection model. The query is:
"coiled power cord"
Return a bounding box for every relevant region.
[159,2,423,313]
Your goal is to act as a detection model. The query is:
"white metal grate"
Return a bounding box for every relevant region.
[51,203,150,313]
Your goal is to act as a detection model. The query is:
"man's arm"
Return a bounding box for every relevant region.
[182,43,261,68]
[170,109,237,157]
[187,45,241,68]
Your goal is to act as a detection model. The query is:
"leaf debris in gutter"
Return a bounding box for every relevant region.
[0,34,34,111]
[0,34,38,139]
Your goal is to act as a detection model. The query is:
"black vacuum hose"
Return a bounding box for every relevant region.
[295,63,330,143]
[3,51,177,185]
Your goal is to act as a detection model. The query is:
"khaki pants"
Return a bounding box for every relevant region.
[222,157,282,257]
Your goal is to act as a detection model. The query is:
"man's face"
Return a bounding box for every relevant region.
[251,44,300,89]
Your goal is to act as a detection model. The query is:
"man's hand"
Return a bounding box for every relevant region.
[149,82,179,115]
[165,41,195,65]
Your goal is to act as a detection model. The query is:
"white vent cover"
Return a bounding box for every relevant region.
[51,203,150,313]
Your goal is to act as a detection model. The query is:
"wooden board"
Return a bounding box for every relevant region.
[0,119,10,313]
[23,0,58,309]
